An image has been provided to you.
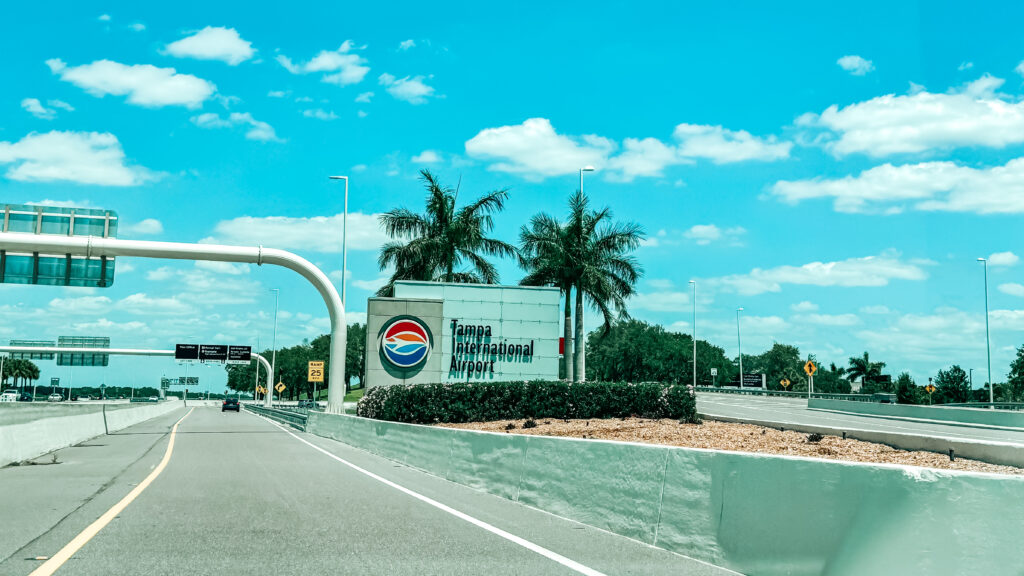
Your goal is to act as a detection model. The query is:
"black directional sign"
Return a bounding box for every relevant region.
[199,344,228,363]
[175,344,199,361]
[227,346,252,365]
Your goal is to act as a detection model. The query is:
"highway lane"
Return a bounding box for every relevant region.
[697,393,1024,445]
[1,407,733,576]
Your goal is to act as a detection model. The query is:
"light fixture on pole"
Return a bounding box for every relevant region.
[689,280,696,389]
[268,288,280,407]
[329,176,349,308]
[978,258,993,404]
[579,166,594,194]
[736,307,744,387]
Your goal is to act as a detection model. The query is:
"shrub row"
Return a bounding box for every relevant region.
[356,380,700,424]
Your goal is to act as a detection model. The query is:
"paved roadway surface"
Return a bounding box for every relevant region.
[0,407,734,576]
[697,393,1024,445]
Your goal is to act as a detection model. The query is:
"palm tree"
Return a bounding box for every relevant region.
[847,352,885,392]
[376,170,517,296]
[520,191,644,381]
[519,214,577,380]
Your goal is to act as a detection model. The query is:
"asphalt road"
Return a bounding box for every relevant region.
[0,407,734,576]
[697,393,1024,445]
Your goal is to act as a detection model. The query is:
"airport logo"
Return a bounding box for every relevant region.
[380,316,432,369]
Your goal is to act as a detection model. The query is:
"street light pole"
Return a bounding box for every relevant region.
[576,166,595,383]
[269,288,279,407]
[736,307,744,387]
[329,175,349,307]
[689,280,696,388]
[978,258,993,403]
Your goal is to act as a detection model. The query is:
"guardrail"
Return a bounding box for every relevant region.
[941,402,1024,411]
[245,404,308,431]
[694,387,876,402]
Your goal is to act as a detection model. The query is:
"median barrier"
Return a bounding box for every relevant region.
[307,411,1024,576]
[0,400,184,467]
[809,397,1024,429]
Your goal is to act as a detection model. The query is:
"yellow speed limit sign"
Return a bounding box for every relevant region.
[308,361,325,383]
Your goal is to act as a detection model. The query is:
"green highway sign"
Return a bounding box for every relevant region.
[0,203,118,288]
[56,336,110,367]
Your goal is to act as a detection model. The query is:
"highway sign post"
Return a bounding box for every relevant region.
[0,225,346,412]
[308,361,324,402]
[804,360,817,397]
[1,203,118,287]
[710,367,718,386]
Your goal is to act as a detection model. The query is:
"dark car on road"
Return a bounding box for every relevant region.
[18,393,33,402]
[222,398,240,412]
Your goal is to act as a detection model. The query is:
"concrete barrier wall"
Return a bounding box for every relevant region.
[307,412,1024,576]
[0,400,183,466]
[809,397,1024,429]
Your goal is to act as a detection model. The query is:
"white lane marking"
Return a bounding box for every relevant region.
[256,415,608,576]
[30,408,194,576]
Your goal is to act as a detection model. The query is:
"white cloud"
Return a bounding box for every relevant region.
[124,218,163,235]
[988,251,1019,267]
[0,131,156,186]
[790,301,819,312]
[799,75,1024,157]
[128,22,146,32]
[999,283,1024,297]
[48,99,73,111]
[48,58,216,108]
[399,39,416,50]
[673,124,792,163]
[630,291,691,312]
[267,90,289,98]
[278,41,369,86]
[302,108,338,121]
[71,318,150,335]
[357,110,368,118]
[190,112,279,141]
[860,305,891,315]
[48,295,112,315]
[605,137,682,180]
[837,55,874,76]
[30,199,94,209]
[683,224,746,246]
[294,96,313,103]
[355,91,373,103]
[466,118,789,181]
[98,14,111,21]
[165,26,254,65]
[116,293,194,316]
[21,98,56,119]
[710,252,928,296]
[378,73,435,104]
[465,118,614,179]
[647,278,674,290]
[959,61,973,71]
[411,150,441,163]
[351,273,391,292]
[208,211,388,253]
[194,261,250,275]
[792,313,861,326]
[772,157,1024,214]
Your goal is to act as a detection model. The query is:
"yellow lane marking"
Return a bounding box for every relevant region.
[30,408,194,576]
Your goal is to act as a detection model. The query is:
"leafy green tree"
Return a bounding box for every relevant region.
[812,362,852,394]
[521,191,644,382]
[519,213,578,381]
[376,169,517,296]
[1006,345,1024,402]
[847,352,885,393]
[584,319,733,384]
[935,365,971,404]
[895,372,920,404]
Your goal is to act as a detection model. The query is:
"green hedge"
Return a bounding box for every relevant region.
[356,381,700,424]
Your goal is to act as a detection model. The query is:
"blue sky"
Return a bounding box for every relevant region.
[2,1,1023,392]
